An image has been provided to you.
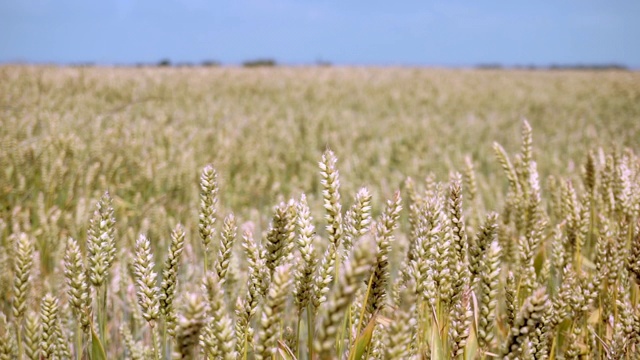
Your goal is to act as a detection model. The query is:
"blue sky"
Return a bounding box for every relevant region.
[1,0,639,67]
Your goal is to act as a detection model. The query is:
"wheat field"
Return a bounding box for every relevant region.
[1,65,640,359]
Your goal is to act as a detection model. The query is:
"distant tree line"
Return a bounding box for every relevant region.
[140,58,280,68]
[66,60,627,70]
[241,59,277,67]
[152,59,221,67]
[97,58,282,68]
[66,58,338,68]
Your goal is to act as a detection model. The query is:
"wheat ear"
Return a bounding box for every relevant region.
[132,234,161,360]
[199,164,218,274]
[202,272,236,359]
[160,223,186,337]
[174,293,207,360]
[256,264,292,360]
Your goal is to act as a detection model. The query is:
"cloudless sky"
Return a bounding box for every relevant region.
[1,0,639,67]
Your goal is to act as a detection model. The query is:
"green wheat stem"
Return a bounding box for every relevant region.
[336,306,349,356]
[296,313,302,358]
[98,283,107,347]
[307,305,314,360]
[347,305,353,346]
[75,323,82,360]
[334,254,341,297]
[162,320,167,360]
[355,272,375,342]
[151,322,160,360]
[418,301,427,351]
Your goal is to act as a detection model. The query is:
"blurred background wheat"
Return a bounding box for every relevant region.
[1,65,640,359]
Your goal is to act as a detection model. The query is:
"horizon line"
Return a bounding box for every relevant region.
[1,60,636,71]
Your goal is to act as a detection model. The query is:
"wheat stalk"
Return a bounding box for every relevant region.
[199,164,219,274]
[160,223,186,338]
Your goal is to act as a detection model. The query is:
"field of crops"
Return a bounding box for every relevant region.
[1,65,640,359]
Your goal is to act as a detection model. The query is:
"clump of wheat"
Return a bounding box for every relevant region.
[315,235,376,357]
[503,288,549,359]
[174,293,207,360]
